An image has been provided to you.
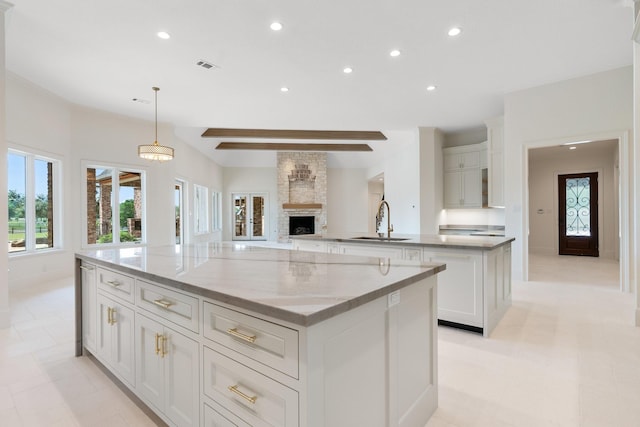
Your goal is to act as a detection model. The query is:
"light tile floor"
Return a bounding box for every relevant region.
[427,254,640,427]
[1,253,638,426]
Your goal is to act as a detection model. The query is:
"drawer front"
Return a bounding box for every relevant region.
[97,267,135,303]
[204,401,251,427]
[203,346,298,427]
[136,280,199,333]
[203,302,298,379]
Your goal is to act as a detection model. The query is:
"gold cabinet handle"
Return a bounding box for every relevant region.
[107,307,112,325]
[106,280,121,287]
[109,307,117,325]
[228,385,257,404]
[226,328,256,343]
[153,299,173,309]
[159,335,167,358]
[154,333,161,355]
[80,265,94,271]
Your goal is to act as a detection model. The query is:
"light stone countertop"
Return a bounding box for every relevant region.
[291,232,515,250]
[76,242,445,327]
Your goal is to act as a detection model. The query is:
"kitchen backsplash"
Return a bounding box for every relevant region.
[441,208,505,226]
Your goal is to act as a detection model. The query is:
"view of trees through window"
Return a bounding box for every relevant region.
[86,167,143,245]
[8,152,55,253]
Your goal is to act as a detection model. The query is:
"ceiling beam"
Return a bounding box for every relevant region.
[202,128,386,140]
[215,142,373,152]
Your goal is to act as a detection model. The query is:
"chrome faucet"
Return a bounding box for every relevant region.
[376,200,394,239]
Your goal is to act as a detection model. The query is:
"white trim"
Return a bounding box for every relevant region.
[522,130,630,294]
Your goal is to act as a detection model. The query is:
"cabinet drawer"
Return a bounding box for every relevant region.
[203,302,298,379]
[203,346,298,427]
[97,267,135,303]
[204,401,251,427]
[136,280,199,333]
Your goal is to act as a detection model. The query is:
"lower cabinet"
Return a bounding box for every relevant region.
[203,401,251,427]
[96,293,135,386]
[423,249,484,328]
[80,262,97,353]
[136,313,200,427]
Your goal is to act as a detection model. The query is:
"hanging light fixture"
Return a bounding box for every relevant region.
[138,87,174,161]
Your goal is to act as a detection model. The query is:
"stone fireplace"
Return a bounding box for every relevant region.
[278,152,327,242]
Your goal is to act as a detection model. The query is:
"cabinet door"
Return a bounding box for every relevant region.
[424,250,483,328]
[136,314,164,412]
[444,171,462,208]
[204,402,251,427]
[97,294,135,386]
[443,153,461,171]
[164,327,200,427]
[460,151,480,169]
[462,169,482,207]
[81,262,97,353]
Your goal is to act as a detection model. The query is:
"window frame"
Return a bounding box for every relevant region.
[194,184,209,235]
[7,147,63,256]
[212,190,222,232]
[82,161,147,248]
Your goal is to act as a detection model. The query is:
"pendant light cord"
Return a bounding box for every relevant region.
[153,86,159,145]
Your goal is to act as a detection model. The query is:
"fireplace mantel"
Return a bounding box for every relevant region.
[283,203,322,210]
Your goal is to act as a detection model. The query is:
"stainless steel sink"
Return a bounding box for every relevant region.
[351,236,410,242]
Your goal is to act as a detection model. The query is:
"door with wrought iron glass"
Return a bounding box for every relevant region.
[558,172,598,256]
[232,193,267,241]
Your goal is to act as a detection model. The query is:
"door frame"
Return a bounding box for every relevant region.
[522,130,630,292]
[556,171,600,256]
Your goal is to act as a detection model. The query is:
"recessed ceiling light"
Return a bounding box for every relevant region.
[270,22,283,31]
[132,98,151,104]
[563,140,592,145]
[343,67,353,74]
[569,146,577,150]
[426,85,437,91]
[280,87,289,92]
[448,27,462,37]
[157,31,171,40]
[390,49,401,57]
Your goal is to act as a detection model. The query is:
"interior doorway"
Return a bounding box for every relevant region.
[174,179,185,244]
[558,172,599,256]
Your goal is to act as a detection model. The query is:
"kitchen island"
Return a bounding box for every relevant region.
[291,233,514,337]
[75,243,445,427]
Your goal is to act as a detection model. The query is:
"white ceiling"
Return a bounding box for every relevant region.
[5,0,635,167]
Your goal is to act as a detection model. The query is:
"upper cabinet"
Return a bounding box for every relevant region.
[485,116,505,207]
[443,142,487,209]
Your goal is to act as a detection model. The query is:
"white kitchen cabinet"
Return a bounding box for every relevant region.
[338,242,405,259]
[80,261,97,353]
[485,116,505,207]
[443,143,486,208]
[96,293,135,386]
[204,401,251,427]
[136,313,200,427]
[484,244,512,334]
[423,249,484,328]
[444,168,483,208]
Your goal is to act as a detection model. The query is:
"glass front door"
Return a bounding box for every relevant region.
[233,193,267,240]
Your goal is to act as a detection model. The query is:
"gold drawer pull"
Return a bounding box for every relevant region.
[153,299,173,309]
[80,265,94,271]
[107,307,117,325]
[227,328,256,343]
[106,280,121,287]
[155,333,161,355]
[228,385,257,404]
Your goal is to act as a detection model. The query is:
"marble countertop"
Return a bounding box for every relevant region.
[292,232,515,250]
[76,243,445,327]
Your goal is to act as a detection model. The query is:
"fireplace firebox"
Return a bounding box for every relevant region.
[289,216,315,236]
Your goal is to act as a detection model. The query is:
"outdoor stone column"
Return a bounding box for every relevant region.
[0,1,15,329]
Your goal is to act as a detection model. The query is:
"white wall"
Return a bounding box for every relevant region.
[504,66,633,280]
[419,127,444,235]
[0,5,11,327]
[528,142,618,258]
[5,74,224,289]
[442,209,505,227]
[383,130,421,233]
[327,168,369,234]
[222,167,278,241]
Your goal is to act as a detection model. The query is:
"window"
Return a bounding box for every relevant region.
[8,150,60,254]
[212,191,221,231]
[194,184,209,235]
[85,165,145,246]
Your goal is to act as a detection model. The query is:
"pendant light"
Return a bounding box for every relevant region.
[138,87,174,161]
